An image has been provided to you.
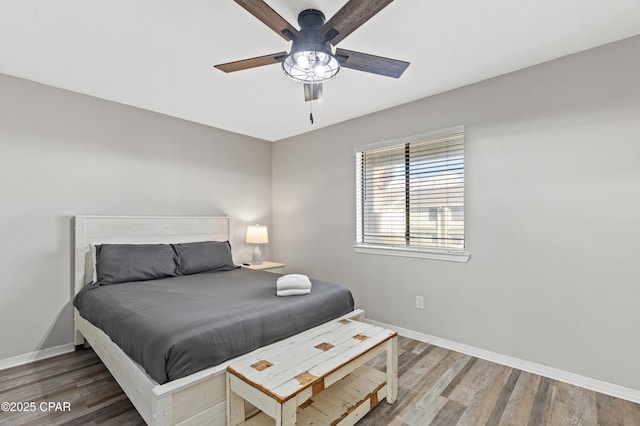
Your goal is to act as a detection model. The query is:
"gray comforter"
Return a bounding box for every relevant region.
[73,268,354,384]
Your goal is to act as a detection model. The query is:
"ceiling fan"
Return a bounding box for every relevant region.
[214,0,410,105]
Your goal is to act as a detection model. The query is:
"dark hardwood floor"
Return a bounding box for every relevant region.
[1,337,639,425]
[0,349,143,426]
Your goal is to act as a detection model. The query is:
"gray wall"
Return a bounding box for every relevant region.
[0,74,272,360]
[272,35,640,390]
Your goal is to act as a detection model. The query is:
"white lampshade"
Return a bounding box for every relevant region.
[246,225,268,244]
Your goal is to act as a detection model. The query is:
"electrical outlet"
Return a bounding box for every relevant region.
[415,296,424,310]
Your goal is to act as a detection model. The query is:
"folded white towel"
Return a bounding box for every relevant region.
[276,288,311,297]
[276,274,312,291]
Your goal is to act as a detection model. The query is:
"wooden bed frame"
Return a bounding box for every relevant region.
[73,215,364,425]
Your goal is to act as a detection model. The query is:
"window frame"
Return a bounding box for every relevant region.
[354,126,470,263]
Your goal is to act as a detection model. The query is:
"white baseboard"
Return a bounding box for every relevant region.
[0,343,76,371]
[365,318,640,404]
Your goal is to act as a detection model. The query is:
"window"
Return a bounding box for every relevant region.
[355,126,469,262]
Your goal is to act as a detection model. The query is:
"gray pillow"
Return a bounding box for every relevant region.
[172,241,237,275]
[96,244,178,285]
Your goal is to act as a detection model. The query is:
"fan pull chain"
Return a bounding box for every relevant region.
[309,97,314,124]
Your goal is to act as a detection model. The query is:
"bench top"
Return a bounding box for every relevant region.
[226,318,397,403]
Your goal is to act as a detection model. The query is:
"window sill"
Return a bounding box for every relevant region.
[353,244,470,263]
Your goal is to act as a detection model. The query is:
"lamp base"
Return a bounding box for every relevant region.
[251,245,263,265]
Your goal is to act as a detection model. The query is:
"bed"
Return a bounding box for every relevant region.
[73,215,363,425]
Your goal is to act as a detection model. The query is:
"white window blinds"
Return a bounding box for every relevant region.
[356,127,465,251]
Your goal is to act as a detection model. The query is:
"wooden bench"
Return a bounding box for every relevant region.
[226,318,398,425]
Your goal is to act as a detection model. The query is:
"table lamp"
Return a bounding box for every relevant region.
[246,225,268,265]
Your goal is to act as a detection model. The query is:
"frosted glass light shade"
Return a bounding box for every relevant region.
[282,50,340,83]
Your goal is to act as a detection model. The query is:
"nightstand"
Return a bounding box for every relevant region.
[241,261,285,274]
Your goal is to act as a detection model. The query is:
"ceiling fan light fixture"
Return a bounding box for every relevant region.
[215,2,410,109]
[282,50,340,83]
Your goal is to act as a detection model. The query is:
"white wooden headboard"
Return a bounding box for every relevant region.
[73,216,232,296]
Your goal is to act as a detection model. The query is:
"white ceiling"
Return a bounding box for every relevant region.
[2,1,640,141]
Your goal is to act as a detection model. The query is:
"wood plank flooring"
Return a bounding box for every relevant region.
[1,337,639,425]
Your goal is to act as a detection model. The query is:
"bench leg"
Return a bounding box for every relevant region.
[227,373,245,426]
[386,336,398,404]
[275,398,297,426]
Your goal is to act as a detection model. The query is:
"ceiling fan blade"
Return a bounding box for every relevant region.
[214,51,287,73]
[304,83,323,102]
[320,0,394,45]
[234,0,301,41]
[335,48,409,78]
